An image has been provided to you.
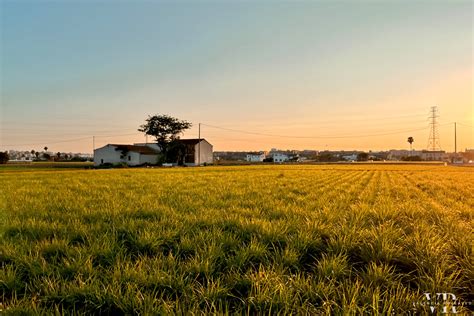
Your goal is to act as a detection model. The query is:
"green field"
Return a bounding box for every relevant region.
[1,165,473,314]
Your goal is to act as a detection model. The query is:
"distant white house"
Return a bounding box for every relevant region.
[387,149,446,161]
[388,150,422,160]
[272,153,289,163]
[94,139,213,166]
[246,152,266,162]
[342,154,358,161]
[421,150,446,161]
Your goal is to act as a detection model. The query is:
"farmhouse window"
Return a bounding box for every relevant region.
[128,156,131,161]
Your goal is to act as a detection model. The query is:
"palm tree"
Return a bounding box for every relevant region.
[44,146,48,152]
[407,137,414,155]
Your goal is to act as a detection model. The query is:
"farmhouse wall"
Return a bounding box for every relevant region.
[195,140,213,165]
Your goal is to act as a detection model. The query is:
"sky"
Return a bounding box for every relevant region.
[1,0,472,153]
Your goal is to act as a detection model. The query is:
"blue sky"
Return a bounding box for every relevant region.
[1,1,472,152]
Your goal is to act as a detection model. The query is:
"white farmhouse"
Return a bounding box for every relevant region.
[93,139,213,167]
[93,144,160,166]
[246,152,266,162]
[179,139,213,166]
[272,153,289,163]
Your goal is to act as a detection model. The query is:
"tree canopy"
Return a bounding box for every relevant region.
[0,152,9,164]
[138,115,192,149]
[357,152,369,161]
[138,114,192,164]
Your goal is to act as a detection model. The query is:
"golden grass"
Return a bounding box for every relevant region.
[1,165,473,314]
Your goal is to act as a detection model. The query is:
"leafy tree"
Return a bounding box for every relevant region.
[0,152,9,164]
[43,153,51,160]
[31,150,35,155]
[71,156,87,162]
[138,114,192,163]
[56,152,61,160]
[357,152,369,161]
[317,153,338,162]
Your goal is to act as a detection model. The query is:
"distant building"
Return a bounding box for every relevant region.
[272,152,289,163]
[387,149,446,161]
[213,151,247,161]
[420,150,446,161]
[246,152,266,162]
[388,150,422,160]
[342,154,358,161]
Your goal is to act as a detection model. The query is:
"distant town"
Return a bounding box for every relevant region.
[3,146,474,165]
[5,149,92,163]
[215,148,474,164]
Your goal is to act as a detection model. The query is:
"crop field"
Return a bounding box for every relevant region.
[1,164,473,314]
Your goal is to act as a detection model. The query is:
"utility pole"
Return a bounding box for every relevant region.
[427,106,441,151]
[198,123,201,166]
[454,122,457,154]
[145,134,148,144]
[92,136,95,158]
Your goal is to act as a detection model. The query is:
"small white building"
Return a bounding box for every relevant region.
[272,153,289,163]
[421,150,446,161]
[246,152,266,162]
[388,150,422,160]
[93,139,213,167]
[342,154,358,161]
[94,144,160,166]
[387,149,446,161]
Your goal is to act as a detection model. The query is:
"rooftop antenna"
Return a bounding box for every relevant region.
[427,106,441,151]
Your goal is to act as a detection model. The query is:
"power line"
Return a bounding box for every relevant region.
[95,132,141,138]
[0,129,139,138]
[0,136,93,147]
[457,122,473,128]
[3,118,470,148]
[1,132,142,147]
[201,123,429,139]
[0,127,138,133]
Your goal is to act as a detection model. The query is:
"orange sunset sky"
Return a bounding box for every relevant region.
[1,1,472,153]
